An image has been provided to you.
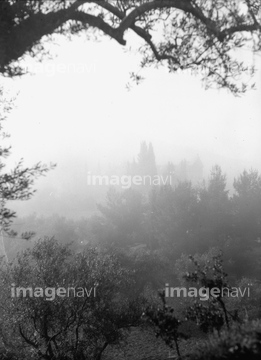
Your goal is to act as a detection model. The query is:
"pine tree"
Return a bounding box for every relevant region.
[137,141,157,176]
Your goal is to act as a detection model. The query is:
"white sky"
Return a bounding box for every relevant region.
[1,32,261,216]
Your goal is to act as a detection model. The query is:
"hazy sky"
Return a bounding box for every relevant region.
[2,32,261,217]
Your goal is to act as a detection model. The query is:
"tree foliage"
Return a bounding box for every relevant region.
[232,169,261,243]
[92,165,261,281]
[97,187,147,247]
[0,88,55,237]
[0,237,145,360]
[187,320,261,360]
[144,290,186,357]
[0,0,260,93]
[183,251,235,332]
[136,141,157,176]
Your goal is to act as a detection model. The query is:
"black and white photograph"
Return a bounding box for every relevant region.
[0,1,261,359]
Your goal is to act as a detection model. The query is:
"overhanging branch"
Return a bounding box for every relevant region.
[70,11,126,45]
[116,0,223,41]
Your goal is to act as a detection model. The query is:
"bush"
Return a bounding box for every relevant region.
[0,237,146,360]
[186,320,261,360]
[0,349,19,360]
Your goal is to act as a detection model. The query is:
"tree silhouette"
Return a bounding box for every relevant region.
[0,0,260,93]
[137,141,157,177]
[0,88,55,260]
[233,169,261,242]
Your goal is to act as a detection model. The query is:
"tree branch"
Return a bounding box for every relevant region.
[116,0,223,40]
[70,11,126,45]
[220,23,261,41]
[19,325,39,349]
[1,0,260,92]
[94,0,152,42]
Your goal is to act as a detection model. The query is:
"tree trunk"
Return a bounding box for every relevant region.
[0,228,8,263]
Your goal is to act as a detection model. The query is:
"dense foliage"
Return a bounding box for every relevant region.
[1,167,261,358]
[0,238,146,360]
[87,165,261,282]
[186,320,261,360]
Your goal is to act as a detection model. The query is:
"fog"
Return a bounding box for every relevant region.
[3,34,261,219]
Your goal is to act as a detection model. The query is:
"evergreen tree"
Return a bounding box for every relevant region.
[233,169,261,242]
[137,141,148,175]
[137,141,157,176]
[147,142,157,176]
[196,165,232,251]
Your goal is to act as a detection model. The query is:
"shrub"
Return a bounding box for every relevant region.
[186,320,261,360]
[0,237,146,360]
[144,290,187,357]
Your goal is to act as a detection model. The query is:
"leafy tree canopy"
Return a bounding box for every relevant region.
[0,237,145,360]
[0,0,260,93]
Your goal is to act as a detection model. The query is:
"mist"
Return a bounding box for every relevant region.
[2,3,261,359]
[2,34,260,219]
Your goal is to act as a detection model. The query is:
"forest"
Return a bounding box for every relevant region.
[1,141,261,359]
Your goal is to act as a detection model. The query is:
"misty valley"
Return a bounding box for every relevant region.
[1,142,261,360]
